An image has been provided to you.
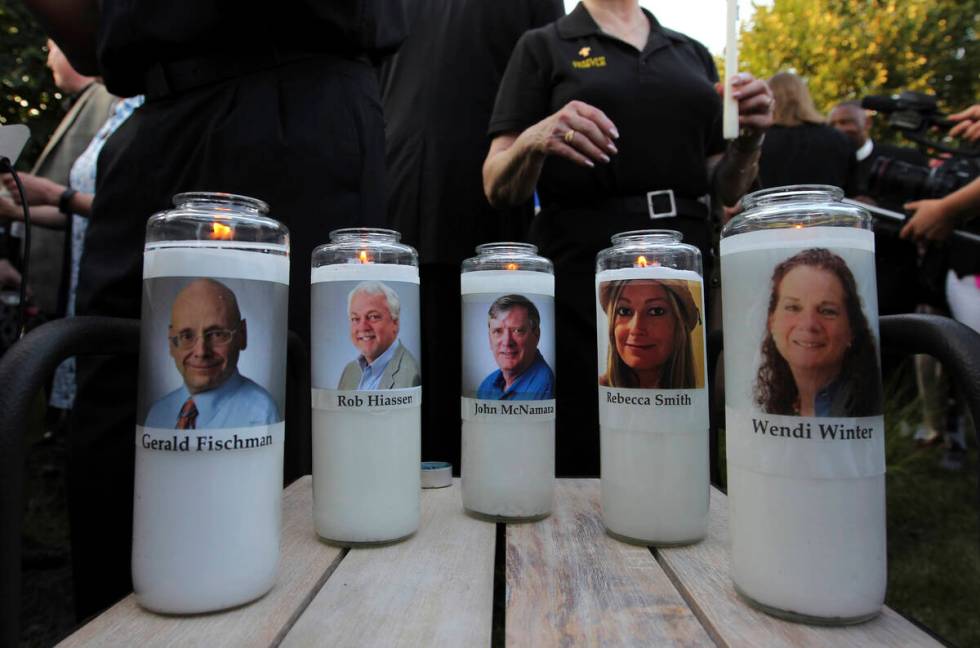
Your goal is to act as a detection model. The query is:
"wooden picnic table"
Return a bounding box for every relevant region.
[57,478,940,647]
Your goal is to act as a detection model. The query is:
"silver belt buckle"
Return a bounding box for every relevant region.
[646,189,676,219]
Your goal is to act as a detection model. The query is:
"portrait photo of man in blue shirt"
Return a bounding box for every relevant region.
[476,294,555,400]
[145,278,280,429]
[337,281,421,390]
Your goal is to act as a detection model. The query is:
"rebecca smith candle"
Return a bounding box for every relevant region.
[596,230,709,546]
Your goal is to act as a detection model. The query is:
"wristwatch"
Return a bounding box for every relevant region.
[58,188,77,214]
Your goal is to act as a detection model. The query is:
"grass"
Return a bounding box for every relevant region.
[882,363,980,646]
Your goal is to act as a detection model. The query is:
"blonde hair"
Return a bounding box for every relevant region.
[768,71,825,126]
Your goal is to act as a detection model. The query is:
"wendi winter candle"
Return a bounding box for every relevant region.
[311,229,421,544]
[721,185,886,624]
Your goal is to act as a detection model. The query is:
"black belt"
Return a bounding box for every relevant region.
[143,50,339,101]
[597,189,710,220]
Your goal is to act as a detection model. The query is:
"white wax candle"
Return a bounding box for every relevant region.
[729,467,886,620]
[723,0,740,140]
[135,246,288,613]
[596,268,709,545]
[311,263,421,543]
[460,270,555,520]
[312,409,421,543]
[132,425,284,612]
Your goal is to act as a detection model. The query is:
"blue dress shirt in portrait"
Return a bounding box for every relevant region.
[145,370,280,429]
[476,352,554,400]
[355,338,400,390]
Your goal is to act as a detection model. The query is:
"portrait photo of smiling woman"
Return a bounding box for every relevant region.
[598,278,704,389]
[755,248,882,417]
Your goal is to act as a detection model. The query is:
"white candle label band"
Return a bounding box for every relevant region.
[599,387,708,432]
[144,246,289,284]
[461,397,556,421]
[136,422,285,453]
[596,267,703,283]
[720,229,884,480]
[726,408,885,479]
[312,387,421,411]
[311,263,420,284]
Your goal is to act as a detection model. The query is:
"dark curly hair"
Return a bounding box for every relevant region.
[754,248,881,416]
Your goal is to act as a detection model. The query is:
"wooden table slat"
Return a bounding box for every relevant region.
[506,479,714,647]
[279,480,495,648]
[655,487,943,648]
[57,476,343,648]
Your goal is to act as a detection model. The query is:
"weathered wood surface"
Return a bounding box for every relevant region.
[506,479,713,647]
[57,476,343,648]
[655,487,943,648]
[280,480,494,648]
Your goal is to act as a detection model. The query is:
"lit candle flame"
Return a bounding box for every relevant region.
[636,255,649,268]
[794,224,803,229]
[358,250,370,264]
[210,222,233,240]
[505,262,519,271]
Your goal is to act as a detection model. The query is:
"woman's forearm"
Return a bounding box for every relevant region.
[69,191,94,217]
[711,135,762,208]
[483,133,547,208]
[13,205,68,229]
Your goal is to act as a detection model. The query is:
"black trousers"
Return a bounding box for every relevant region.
[529,205,715,477]
[70,56,387,619]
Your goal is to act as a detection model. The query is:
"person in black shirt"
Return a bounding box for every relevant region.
[482,0,773,475]
[758,72,856,191]
[380,0,563,470]
[829,100,929,209]
[24,0,406,619]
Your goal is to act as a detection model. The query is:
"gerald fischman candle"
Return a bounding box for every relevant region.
[133,192,289,614]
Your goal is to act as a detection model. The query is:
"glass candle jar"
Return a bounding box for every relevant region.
[311,228,421,544]
[720,185,885,624]
[596,230,708,545]
[460,243,555,520]
[134,192,289,613]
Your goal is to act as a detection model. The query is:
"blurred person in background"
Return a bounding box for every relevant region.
[758,71,856,192]
[23,0,407,620]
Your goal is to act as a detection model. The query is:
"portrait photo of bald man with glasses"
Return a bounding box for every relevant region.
[144,278,280,429]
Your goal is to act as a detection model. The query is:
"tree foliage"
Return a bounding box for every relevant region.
[740,0,980,115]
[1,0,64,168]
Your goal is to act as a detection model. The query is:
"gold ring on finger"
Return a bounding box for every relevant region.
[563,129,576,144]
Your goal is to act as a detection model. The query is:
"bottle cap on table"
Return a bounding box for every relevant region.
[421,461,452,488]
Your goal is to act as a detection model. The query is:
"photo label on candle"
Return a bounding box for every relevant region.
[595,268,708,432]
[461,291,556,422]
[138,275,288,440]
[720,228,885,479]
[311,276,422,410]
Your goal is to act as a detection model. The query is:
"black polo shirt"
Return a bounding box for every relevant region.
[489,2,725,207]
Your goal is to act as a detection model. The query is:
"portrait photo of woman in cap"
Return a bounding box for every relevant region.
[598,279,703,389]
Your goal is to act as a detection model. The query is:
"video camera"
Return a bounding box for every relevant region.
[860,91,980,201]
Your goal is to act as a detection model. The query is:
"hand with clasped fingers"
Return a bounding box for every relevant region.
[482,100,619,207]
